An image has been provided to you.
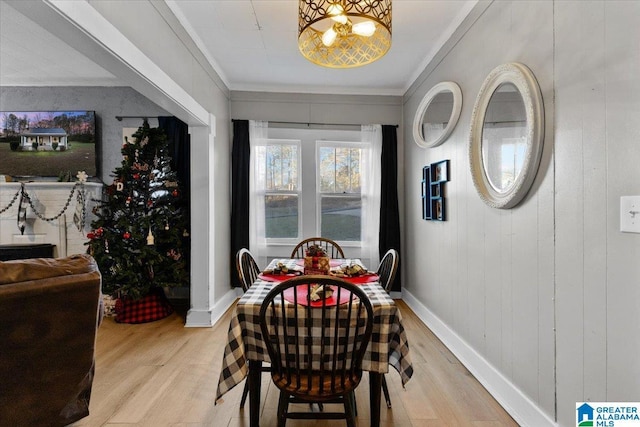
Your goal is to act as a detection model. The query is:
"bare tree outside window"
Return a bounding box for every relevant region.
[319,145,362,241]
[263,143,299,238]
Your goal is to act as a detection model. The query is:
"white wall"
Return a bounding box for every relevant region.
[253,127,366,262]
[0,86,170,183]
[0,182,102,257]
[3,0,234,327]
[403,1,640,426]
[0,86,164,256]
[231,90,405,270]
[84,0,234,326]
[7,1,640,424]
[555,0,640,421]
[231,91,402,125]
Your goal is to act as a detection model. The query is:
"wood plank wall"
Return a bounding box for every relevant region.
[403,1,640,426]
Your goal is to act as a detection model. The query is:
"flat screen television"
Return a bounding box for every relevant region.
[0,110,97,179]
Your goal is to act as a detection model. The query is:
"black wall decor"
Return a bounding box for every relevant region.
[422,159,450,221]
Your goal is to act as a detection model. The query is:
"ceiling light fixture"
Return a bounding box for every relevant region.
[298,0,392,68]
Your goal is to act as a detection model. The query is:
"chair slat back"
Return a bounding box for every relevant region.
[236,248,260,292]
[259,275,373,399]
[377,249,399,292]
[291,237,345,259]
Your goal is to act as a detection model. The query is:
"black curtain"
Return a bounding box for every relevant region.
[158,117,191,287]
[230,120,251,288]
[379,125,401,291]
[158,117,190,195]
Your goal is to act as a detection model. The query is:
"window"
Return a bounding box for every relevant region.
[254,140,301,240]
[250,124,380,266]
[318,143,362,241]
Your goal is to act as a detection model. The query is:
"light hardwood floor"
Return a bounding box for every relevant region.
[72,300,518,427]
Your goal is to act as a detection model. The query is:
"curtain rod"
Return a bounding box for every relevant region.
[232,119,398,128]
[115,117,399,127]
[115,116,160,121]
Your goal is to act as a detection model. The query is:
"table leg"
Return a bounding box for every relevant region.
[249,360,262,427]
[369,371,382,427]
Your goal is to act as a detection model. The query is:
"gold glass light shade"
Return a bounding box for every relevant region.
[299,0,392,68]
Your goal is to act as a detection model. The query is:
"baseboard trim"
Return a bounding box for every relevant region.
[185,308,213,327]
[185,288,241,327]
[402,290,557,427]
[210,288,242,326]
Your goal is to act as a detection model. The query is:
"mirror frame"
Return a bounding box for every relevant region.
[413,81,462,148]
[469,62,544,209]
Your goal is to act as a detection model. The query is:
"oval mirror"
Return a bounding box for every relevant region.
[469,63,544,209]
[413,81,462,148]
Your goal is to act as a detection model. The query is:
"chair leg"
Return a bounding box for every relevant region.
[344,392,356,427]
[277,391,289,427]
[382,374,392,408]
[239,381,250,408]
[352,391,357,416]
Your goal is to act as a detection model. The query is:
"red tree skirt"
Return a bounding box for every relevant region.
[114,288,173,324]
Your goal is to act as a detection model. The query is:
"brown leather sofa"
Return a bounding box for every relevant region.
[0,254,102,427]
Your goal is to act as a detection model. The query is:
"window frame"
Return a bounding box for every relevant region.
[315,140,365,245]
[255,127,369,259]
[259,138,302,245]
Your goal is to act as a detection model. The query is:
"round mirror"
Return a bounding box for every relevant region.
[482,82,527,192]
[469,63,544,209]
[413,81,462,148]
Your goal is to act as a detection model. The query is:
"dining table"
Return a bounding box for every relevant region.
[215,258,413,427]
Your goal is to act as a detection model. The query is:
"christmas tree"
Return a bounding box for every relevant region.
[87,120,189,300]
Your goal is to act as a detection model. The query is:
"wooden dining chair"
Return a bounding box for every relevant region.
[290,237,345,259]
[234,248,268,408]
[236,248,261,293]
[376,248,399,408]
[377,248,399,293]
[259,275,373,427]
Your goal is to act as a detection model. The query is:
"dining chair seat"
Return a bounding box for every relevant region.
[272,373,360,400]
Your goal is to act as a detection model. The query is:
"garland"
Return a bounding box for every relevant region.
[0,180,87,234]
[0,188,20,215]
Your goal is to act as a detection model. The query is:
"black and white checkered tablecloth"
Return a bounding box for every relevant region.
[215,259,413,403]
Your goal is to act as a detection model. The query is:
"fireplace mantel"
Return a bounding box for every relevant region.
[0,181,102,257]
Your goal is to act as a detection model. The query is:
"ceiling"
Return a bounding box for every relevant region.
[0,0,476,96]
